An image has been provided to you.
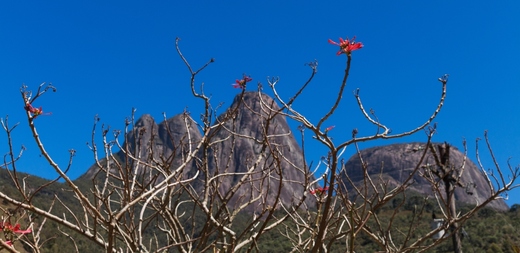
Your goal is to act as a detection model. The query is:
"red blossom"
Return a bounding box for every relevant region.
[0,222,32,235]
[232,75,253,89]
[24,103,51,118]
[0,222,31,247]
[0,222,30,247]
[24,103,39,114]
[328,36,363,55]
[310,186,329,196]
[325,125,335,132]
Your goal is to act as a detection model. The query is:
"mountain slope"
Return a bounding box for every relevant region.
[79,95,508,212]
[197,91,310,210]
[340,142,509,211]
[79,92,311,210]
[80,113,202,181]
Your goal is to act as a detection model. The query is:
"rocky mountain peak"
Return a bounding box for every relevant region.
[81,92,311,210]
[341,142,509,211]
[81,94,509,212]
[80,113,201,180]
[197,91,311,210]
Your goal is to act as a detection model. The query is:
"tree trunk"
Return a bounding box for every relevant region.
[440,143,462,253]
[446,178,462,253]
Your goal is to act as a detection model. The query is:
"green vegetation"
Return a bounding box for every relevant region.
[2,168,520,252]
[0,169,103,252]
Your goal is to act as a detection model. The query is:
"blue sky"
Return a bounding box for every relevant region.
[1,1,519,205]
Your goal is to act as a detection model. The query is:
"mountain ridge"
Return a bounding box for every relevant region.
[80,91,312,210]
[79,93,509,211]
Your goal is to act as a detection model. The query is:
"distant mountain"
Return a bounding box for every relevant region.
[80,91,311,210]
[80,93,508,212]
[340,142,509,211]
[80,113,202,181]
[197,92,310,210]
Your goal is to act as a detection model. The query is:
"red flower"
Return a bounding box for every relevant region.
[0,222,32,235]
[310,186,329,196]
[328,36,363,55]
[325,125,335,132]
[24,103,51,118]
[232,75,253,89]
[0,222,31,247]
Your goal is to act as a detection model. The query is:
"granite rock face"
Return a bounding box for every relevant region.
[81,93,508,212]
[81,92,310,210]
[80,113,201,181]
[340,142,509,211]
[197,92,310,210]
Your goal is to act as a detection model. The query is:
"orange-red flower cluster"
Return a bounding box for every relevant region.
[328,36,363,55]
[310,186,329,196]
[232,75,253,89]
[0,222,31,246]
[24,103,51,118]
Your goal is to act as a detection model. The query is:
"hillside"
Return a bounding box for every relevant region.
[2,169,518,252]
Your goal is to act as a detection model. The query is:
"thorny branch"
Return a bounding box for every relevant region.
[0,38,518,253]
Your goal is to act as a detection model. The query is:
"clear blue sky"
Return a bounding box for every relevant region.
[1,1,519,205]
